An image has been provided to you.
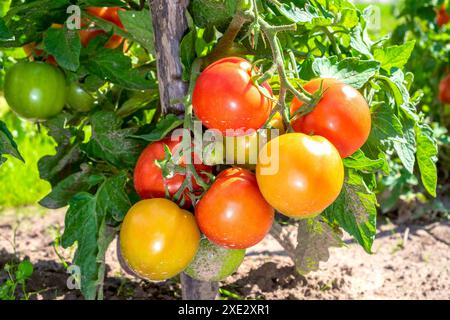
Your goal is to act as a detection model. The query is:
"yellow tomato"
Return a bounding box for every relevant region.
[120,198,200,281]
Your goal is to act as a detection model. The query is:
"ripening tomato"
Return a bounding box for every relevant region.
[4,62,66,120]
[120,199,200,281]
[195,167,274,249]
[291,78,371,158]
[134,136,211,207]
[437,5,450,27]
[192,57,273,136]
[81,6,125,49]
[439,75,450,104]
[86,7,125,29]
[256,133,344,218]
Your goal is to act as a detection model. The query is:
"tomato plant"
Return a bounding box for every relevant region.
[0,0,440,301]
[4,62,66,120]
[120,198,200,281]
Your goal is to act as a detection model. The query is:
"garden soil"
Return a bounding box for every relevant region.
[0,208,449,300]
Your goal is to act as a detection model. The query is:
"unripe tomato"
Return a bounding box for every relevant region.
[256,133,344,218]
[4,62,66,120]
[66,82,96,113]
[185,238,246,281]
[437,5,450,27]
[439,75,450,104]
[291,78,371,158]
[134,136,212,207]
[193,57,273,136]
[120,199,200,281]
[196,167,274,249]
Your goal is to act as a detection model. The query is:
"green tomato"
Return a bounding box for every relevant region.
[4,62,66,120]
[66,82,96,113]
[185,238,245,281]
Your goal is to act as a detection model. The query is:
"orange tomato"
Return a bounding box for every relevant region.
[256,133,344,218]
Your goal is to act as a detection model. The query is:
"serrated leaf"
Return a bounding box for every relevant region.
[61,173,131,300]
[349,26,373,58]
[343,150,387,173]
[133,114,183,142]
[294,218,343,275]
[43,27,81,71]
[39,165,104,209]
[82,111,144,169]
[83,47,155,90]
[312,56,380,89]
[118,10,154,54]
[323,171,377,253]
[415,124,438,197]
[374,41,415,73]
[393,115,416,174]
[0,120,23,166]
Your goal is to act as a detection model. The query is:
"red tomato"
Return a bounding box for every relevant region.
[195,167,274,249]
[192,57,273,136]
[290,78,371,158]
[133,136,211,207]
[437,5,450,27]
[440,75,450,104]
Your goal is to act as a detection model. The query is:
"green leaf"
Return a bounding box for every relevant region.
[83,47,155,90]
[43,27,81,71]
[343,150,387,173]
[0,0,69,47]
[323,170,377,253]
[38,113,85,186]
[393,115,416,174]
[118,10,154,54]
[82,111,144,169]
[0,120,23,166]
[312,56,380,89]
[16,260,34,281]
[415,124,438,197]
[133,114,183,142]
[180,29,197,81]
[349,26,373,58]
[61,173,131,299]
[374,41,415,73]
[39,165,104,209]
[294,218,343,275]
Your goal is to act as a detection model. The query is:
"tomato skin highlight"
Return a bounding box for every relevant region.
[256,133,344,218]
[192,57,273,136]
[195,167,274,249]
[133,136,211,207]
[120,199,200,281]
[4,62,66,120]
[439,75,450,104]
[291,78,371,158]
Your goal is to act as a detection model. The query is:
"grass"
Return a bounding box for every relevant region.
[0,96,55,210]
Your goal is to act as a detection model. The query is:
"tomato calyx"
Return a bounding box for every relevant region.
[290,79,328,121]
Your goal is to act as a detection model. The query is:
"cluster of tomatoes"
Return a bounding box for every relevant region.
[120,57,372,281]
[3,7,127,121]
